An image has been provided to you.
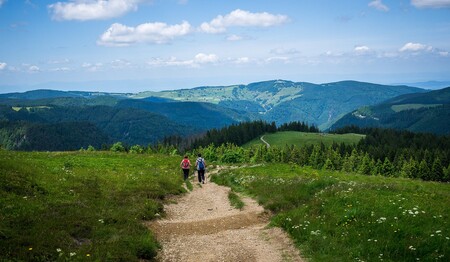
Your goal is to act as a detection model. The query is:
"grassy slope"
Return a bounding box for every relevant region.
[244,131,365,148]
[0,151,186,261]
[212,164,449,262]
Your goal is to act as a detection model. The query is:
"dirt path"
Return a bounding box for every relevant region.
[147,168,304,262]
[260,135,271,148]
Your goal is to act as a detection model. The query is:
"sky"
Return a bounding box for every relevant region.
[0,0,450,93]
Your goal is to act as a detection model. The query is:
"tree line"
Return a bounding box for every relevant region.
[185,126,450,182]
[163,120,319,150]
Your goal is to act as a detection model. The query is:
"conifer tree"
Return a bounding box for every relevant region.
[431,157,444,181]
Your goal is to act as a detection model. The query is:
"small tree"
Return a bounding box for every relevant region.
[110,142,126,152]
[130,145,144,154]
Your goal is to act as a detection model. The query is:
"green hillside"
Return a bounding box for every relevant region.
[213,164,450,262]
[134,80,424,129]
[0,105,191,149]
[330,87,450,134]
[244,131,364,148]
[0,150,185,261]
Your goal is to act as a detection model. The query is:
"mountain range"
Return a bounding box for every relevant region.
[0,79,442,151]
[329,87,450,135]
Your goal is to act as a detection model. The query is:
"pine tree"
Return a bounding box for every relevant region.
[323,158,334,170]
[431,157,444,181]
[359,153,372,176]
[443,163,450,182]
[382,157,395,177]
[418,159,431,180]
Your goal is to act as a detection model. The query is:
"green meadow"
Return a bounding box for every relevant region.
[244,131,364,148]
[0,150,185,261]
[212,164,450,262]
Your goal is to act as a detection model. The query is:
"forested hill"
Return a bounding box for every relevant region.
[329,87,450,134]
[134,80,424,129]
[0,79,428,151]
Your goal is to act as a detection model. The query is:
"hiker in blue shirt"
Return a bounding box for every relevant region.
[195,153,207,184]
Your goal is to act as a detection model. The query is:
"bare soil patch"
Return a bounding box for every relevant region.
[146,169,304,262]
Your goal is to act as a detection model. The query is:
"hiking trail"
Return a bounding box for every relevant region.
[146,167,304,262]
[260,135,271,148]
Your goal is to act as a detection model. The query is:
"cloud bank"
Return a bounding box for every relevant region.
[200,9,289,33]
[98,21,192,46]
[49,0,142,21]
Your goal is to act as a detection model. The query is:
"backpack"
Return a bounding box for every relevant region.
[181,159,190,169]
[198,158,205,170]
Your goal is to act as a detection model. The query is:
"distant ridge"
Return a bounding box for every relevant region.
[330,87,450,135]
[1,79,424,131]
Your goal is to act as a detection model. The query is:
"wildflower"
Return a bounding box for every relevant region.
[70,252,76,257]
[377,217,387,223]
[436,230,441,234]
[86,254,91,257]
[310,230,321,236]
[56,248,62,252]
[28,247,33,251]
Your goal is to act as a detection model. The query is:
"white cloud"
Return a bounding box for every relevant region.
[98,21,192,46]
[234,57,250,64]
[110,59,131,68]
[50,67,71,72]
[265,56,290,63]
[399,42,429,52]
[148,53,219,68]
[82,62,103,71]
[411,0,450,8]
[354,45,371,54]
[369,0,390,11]
[28,65,40,72]
[0,62,6,70]
[439,51,449,57]
[227,34,243,41]
[48,0,142,21]
[200,9,289,33]
[194,53,218,64]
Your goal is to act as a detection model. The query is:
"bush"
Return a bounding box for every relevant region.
[110,142,125,152]
[130,145,144,154]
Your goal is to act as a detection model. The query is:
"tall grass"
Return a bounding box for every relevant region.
[228,191,245,210]
[0,151,185,261]
[212,164,449,261]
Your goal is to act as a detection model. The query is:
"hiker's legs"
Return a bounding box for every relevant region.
[183,169,189,180]
[197,170,203,183]
[201,170,205,183]
[198,170,205,183]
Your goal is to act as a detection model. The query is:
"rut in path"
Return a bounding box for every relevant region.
[146,169,304,262]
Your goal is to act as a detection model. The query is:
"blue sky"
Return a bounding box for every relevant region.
[1,0,450,93]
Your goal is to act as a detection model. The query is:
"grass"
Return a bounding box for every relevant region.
[244,131,365,148]
[185,178,193,191]
[0,150,186,261]
[228,191,245,210]
[212,164,450,261]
